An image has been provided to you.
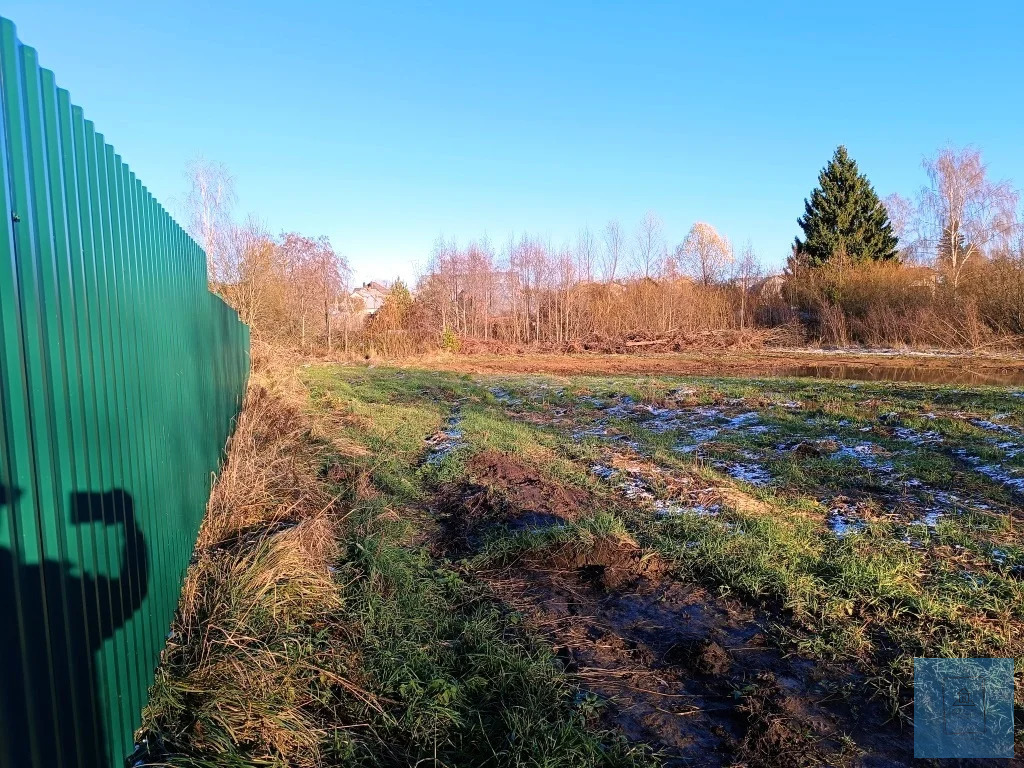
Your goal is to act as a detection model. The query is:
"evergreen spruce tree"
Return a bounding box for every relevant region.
[794,146,899,266]
[938,222,972,264]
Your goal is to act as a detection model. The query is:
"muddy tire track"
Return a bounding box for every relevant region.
[434,452,919,767]
[481,550,916,767]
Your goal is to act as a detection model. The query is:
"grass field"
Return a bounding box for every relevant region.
[144,359,1024,766]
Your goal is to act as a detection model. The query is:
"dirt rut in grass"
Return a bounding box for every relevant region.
[440,452,917,767]
[432,451,590,553]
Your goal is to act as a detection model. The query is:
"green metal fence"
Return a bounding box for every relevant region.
[0,17,249,768]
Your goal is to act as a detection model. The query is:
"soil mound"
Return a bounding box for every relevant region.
[469,451,589,522]
[433,451,595,554]
[526,534,665,590]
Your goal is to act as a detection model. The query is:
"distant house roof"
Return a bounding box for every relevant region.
[350,281,391,314]
[754,274,785,298]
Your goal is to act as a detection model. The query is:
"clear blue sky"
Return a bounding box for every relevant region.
[6,1,1023,283]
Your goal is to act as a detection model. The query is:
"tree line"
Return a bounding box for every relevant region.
[188,144,1024,355]
[184,160,354,352]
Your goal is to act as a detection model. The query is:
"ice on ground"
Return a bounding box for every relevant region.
[654,500,721,518]
[828,512,865,538]
[971,418,1020,436]
[573,424,640,448]
[961,572,985,589]
[952,449,1024,493]
[973,463,1024,493]
[488,387,521,406]
[576,397,769,457]
[675,425,722,453]
[832,443,893,472]
[590,463,654,502]
[725,412,760,428]
[995,441,1024,459]
[591,462,724,516]
[922,490,993,517]
[891,426,944,446]
[716,460,772,486]
[425,408,465,465]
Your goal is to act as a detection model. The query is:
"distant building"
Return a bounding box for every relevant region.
[349,281,391,316]
[905,266,942,292]
[754,274,785,300]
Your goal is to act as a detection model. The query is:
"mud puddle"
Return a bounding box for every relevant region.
[777,362,1024,387]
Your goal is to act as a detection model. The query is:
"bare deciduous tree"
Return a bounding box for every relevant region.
[883,193,917,263]
[601,220,623,282]
[918,147,1019,290]
[276,233,348,351]
[575,227,596,283]
[632,212,665,278]
[732,240,761,329]
[227,217,278,328]
[184,158,237,286]
[678,222,733,286]
[309,237,349,352]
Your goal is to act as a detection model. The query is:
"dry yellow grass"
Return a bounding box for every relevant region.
[141,341,373,767]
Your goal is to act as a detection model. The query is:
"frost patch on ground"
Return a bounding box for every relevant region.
[590,462,724,518]
[927,490,988,513]
[831,443,895,473]
[953,449,1024,493]
[973,464,1024,493]
[995,441,1024,459]
[725,412,761,428]
[828,511,865,538]
[890,426,944,446]
[574,397,772,457]
[425,406,465,465]
[714,458,772,487]
[675,426,722,452]
[970,416,1020,436]
[590,463,654,503]
[964,416,1024,458]
[573,424,640,448]
[488,387,522,406]
[654,500,721,518]
[601,397,701,434]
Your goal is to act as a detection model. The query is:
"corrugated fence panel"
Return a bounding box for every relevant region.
[0,17,250,768]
